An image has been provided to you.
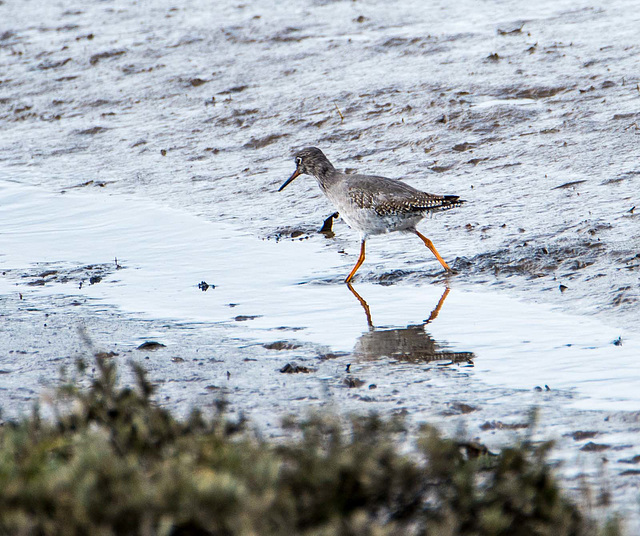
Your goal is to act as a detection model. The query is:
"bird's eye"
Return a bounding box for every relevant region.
[295,157,303,166]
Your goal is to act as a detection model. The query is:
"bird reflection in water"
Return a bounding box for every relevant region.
[347,284,475,364]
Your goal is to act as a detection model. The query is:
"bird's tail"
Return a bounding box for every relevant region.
[438,195,465,211]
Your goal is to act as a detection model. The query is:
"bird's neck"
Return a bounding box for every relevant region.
[311,162,339,192]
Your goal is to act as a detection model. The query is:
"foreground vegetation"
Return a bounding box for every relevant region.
[0,357,621,535]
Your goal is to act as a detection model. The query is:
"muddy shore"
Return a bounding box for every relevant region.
[1,0,640,530]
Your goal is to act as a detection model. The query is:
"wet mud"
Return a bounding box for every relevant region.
[4,261,121,289]
[1,0,640,530]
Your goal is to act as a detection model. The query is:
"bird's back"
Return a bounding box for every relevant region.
[322,172,464,236]
[330,173,462,215]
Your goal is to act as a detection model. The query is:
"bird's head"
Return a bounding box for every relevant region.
[278,147,333,192]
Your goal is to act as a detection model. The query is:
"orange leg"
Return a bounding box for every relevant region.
[415,230,451,271]
[345,240,366,283]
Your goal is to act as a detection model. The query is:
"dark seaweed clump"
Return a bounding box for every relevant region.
[0,357,621,536]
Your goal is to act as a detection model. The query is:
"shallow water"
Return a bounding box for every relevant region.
[1,179,638,412]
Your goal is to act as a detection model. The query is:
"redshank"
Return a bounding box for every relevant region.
[278,147,465,283]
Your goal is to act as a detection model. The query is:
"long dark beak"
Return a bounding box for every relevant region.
[278,168,301,192]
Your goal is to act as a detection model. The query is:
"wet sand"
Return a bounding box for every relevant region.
[1,0,640,530]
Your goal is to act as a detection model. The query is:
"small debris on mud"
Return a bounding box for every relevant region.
[218,85,248,95]
[569,431,599,441]
[458,441,495,459]
[188,78,207,87]
[612,113,637,120]
[619,455,640,464]
[263,341,301,351]
[136,341,166,351]
[89,49,126,65]
[267,226,317,242]
[344,377,365,388]
[280,362,314,374]
[198,281,214,291]
[75,126,108,136]
[452,142,476,152]
[497,23,524,35]
[450,402,477,414]
[429,163,454,173]
[580,442,611,452]
[480,421,529,431]
[68,180,108,189]
[552,179,587,190]
[514,86,568,99]
[94,351,118,359]
[319,212,339,237]
[234,315,261,322]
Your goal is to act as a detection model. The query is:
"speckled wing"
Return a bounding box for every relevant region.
[343,174,463,216]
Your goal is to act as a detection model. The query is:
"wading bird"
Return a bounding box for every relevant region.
[278,147,464,283]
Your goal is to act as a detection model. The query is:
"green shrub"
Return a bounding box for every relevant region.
[0,357,621,536]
